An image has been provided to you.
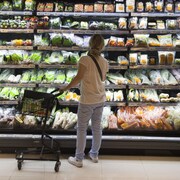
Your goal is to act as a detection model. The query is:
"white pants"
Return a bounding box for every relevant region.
[75,102,104,161]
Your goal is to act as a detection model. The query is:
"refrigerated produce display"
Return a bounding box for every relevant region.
[0,0,180,151]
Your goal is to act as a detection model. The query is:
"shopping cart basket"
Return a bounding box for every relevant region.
[15,89,62,172]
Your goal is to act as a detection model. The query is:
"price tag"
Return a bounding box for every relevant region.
[52,47,59,51]
[72,46,79,50]
[141,13,148,16]
[167,13,174,16]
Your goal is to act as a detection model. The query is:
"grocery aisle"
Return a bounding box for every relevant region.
[0,153,180,180]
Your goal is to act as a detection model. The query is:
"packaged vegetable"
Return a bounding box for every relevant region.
[118,18,127,29]
[139,17,148,29]
[108,36,117,46]
[134,34,149,47]
[116,3,125,12]
[129,53,138,65]
[158,51,167,65]
[24,0,36,11]
[145,2,153,12]
[64,3,74,12]
[117,38,125,47]
[50,17,61,29]
[165,0,174,12]
[84,4,94,12]
[50,33,63,47]
[175,1,180,12]
[94,3,104,12]
[166,19,177,29]
[114,90,124,101]
[55,2,64,12]
[136,1,144,12]
[54,70,66,84]
[126,0,135,12]
[154,0,163,12]
[125,38,134,47]
[106,90,113,101]
[129,17,138,29]
[157,20,165,29]
[44,3,54,12]
[139,54,148,65]
[37,3,44,11]
[166,52,175,65]
[74,4,84,12]
[148,38,160,47]
[104,3,114,12]
[12,0,23,10]
[117,56,129,66]
[157,34,173,47]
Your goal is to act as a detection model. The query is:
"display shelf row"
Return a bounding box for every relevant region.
[0,100,179,107]
[0,83,179,90]
[1,46,180,52]
[0,64,179,70]
[1,11,180,17]
[1,29,180,35]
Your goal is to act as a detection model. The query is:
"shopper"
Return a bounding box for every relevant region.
[60,34,109,167]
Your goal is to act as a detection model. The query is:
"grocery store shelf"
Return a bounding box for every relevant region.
[39,83,67,88]
[58,101,78,106]
[57,101,126,106]
[131,30,180,34]
[129,64,180,69]
[105,84,126,89]
[36,12,129,17]
[128,84,180,90]
[0,100,18,105]
[131,47,180,51]
[109,65,128,69]
[37,46,127,51]
[0,64,35,69]
[105,102,126,106]
[1,134,180,150]
[37,29,129,35]
[131,12,180,17]
[39,64,128,70]
[0,46,33,50]
[128,102,178,107]
[0,11,33,15]
[0,83,36,88]
[39,64,77,69]
[0,29,34,33]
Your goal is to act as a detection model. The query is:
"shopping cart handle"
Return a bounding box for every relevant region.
[51,88,64,97]
[50,88,60,94]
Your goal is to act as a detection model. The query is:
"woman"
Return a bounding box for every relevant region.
[60,34,109,167]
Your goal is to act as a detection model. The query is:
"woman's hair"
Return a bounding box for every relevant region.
[88,34,105,56]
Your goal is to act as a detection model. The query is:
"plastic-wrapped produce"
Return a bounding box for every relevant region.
[106,90,113,101]
[12,0,23,10]
[49,33,63,47]
[50,17,61,29]
[160,69,178,85]
[36,70,44,83]
[114,90,124,101]
[171,69,180,83]
[0,69,14,82]
[54,70,66,84]
[24,0,36,11]
[42,70,56,83]
[44,52,63,64]
[20,71,31,83]
[149,70,164,85]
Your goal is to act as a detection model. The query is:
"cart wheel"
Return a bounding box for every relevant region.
[17,161,22,170]
[54,161,61,172]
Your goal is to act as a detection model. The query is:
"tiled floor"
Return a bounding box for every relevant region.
[0,153,180,180]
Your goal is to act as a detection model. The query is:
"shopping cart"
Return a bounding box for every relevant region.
[15,88,62,172]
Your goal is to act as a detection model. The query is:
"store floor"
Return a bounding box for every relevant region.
[0,153,180,180]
